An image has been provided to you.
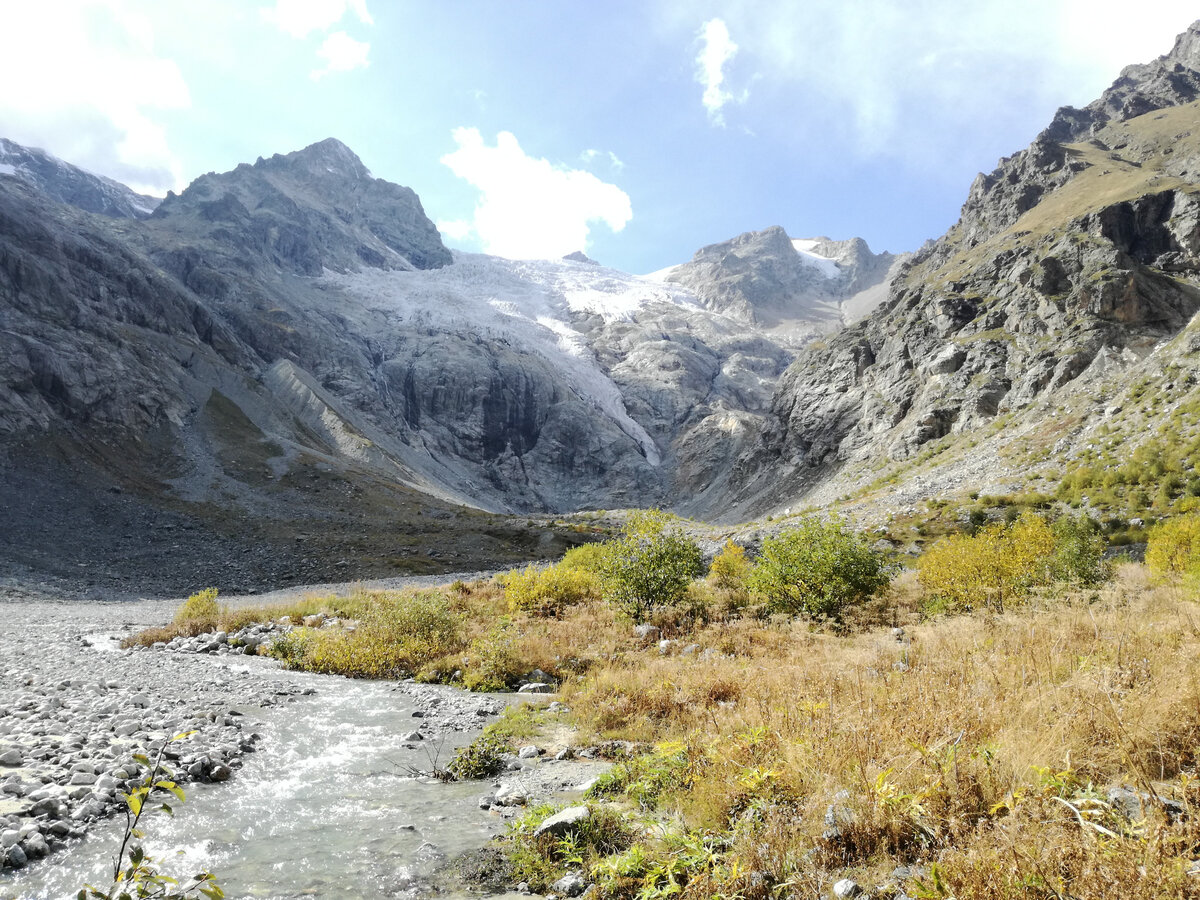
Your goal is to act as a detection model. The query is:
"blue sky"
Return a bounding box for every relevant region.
[1,1,1198,273]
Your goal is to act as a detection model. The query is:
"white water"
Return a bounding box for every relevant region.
[2,668,516,900]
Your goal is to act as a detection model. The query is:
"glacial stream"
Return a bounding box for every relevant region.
[2,647,530,900]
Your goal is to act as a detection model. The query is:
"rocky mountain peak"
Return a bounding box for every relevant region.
[150,138,451,277]
[1040,18,1200,145]
[563,250,600,265]
[259,137,372,183]
[663,226,900,340]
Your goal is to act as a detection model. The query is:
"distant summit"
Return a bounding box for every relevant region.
[563,250,600,265]
[0,137,160,220]
[656,225,902,342]
[152,137,451,275]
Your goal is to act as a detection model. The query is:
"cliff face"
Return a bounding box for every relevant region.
[721,21,1200,520]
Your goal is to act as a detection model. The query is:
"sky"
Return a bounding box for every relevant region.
[1,1,1198,274]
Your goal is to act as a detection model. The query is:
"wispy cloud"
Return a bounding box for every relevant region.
[696,18,740,126]
[261,0,372,38]
[440,128,632,260]
[311,30,370,79]
[580,148,626,171]
[262,0,372,79]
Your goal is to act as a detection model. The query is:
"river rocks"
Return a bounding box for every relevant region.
[0,595,329,874]
[493,784,528,806]
[533,806,590,838]
[832,878,863,899]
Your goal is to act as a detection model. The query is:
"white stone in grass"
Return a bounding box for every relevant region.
[533,805,590,838]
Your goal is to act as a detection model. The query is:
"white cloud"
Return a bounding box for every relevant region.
[440,128,633,260]
[311,30,370,79]
[696,18,740,125]
[690,0,1199,160]
[0,0,190,193]
[437,218,474,241]
[261,0,372,38]
[580,148,626,171]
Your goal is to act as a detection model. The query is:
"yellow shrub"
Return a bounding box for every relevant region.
[560,542,609,573]
[1146,515,1200,578]
[173,587,219,625]
[708,541,750,592]
[504,562,600,616]
[918,513,1057,612]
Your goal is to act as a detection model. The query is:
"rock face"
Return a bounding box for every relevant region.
[151,138,451,277]
[721,19,1200,518]
[0,138,160,219]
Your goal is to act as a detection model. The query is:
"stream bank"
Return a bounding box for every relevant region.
[0,579,603,899]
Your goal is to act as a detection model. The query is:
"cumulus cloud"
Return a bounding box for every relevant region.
[261,0,372,38]
[311,30,370,79]
[439,128,633,260]
[696,18,740,125]
[0,1,190,193]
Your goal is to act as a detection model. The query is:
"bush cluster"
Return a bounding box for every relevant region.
[504,561,600,617]
[918,512,1108,612]
[270,590,461,679]
[1146,514,1200,580]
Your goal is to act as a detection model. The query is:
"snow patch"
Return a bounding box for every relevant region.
[791,239,841,279]
[0,163,18,177]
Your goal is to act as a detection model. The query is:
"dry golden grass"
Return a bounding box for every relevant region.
[554,564,1200,896]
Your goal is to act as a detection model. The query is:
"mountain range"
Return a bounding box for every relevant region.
[3,19,1200,591]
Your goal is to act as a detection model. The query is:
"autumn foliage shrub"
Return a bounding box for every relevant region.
[504,561,600,616]
[1146,514,1200,580]
[918,512,1108,612]
[172,587,220,630]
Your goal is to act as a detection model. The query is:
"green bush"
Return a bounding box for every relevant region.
[597,510,705,623]
[173,587,219,626]
[504,562,600,616]
[448,731,509,780]
[747,518,892,619]
[1050,514,1110,585]
[1146,514,1200,579]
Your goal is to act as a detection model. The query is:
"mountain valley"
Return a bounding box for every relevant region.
[5,23,1200,590]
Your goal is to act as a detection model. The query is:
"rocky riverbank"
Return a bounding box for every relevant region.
[0,577,612,898]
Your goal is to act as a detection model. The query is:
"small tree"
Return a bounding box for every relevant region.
[597,509,705,622]
[1146,514,1200,579]
[748,518,892,619]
